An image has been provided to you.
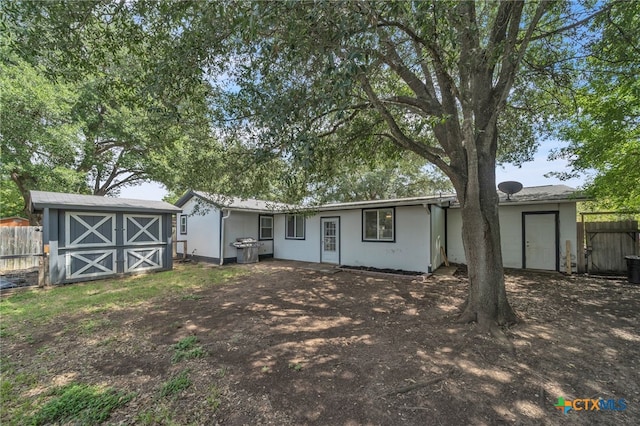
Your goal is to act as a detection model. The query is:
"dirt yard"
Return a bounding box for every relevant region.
[3,260,639,425]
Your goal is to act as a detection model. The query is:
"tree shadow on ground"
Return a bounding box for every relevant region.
[5,261,638,425]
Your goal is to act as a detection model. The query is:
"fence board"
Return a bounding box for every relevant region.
[586,221,639,274]
[0,226,43,272]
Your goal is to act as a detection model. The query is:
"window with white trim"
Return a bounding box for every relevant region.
[259,215,273,240]
[362,208,394,241]
[179,215,187,234]
[285,214,305,239]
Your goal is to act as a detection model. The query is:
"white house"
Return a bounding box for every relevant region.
[446,185,580,273]
[175,185,582,273]
[175,192,286,264]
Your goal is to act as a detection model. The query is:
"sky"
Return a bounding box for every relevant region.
[120,139,586,201]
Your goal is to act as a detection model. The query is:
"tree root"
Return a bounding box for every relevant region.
[489,324,516,356]
[455,309,517,355]
[455,309,477,324]
[383,370,453,396]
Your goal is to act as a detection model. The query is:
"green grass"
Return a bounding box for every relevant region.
[180,294,203,301]
[135,403,177,425]
[0,265,243,333]
[171,336,207,364]
[0,265,241,424]
[160,370,192,397]
[207,385,222,413]
[27,383,135,425]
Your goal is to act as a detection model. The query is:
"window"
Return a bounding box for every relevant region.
[259,215,273,240]
[285,214,305,239]
[362,208,394,241]
[179,215,187,234]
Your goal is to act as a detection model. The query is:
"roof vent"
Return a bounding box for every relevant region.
[498,181,523,201]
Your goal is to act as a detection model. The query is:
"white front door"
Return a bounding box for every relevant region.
[321,218,340,264]
[524,213,557,270]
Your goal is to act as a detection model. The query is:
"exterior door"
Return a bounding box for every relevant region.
[123,214,164,272]
[523,212,558,270]
[321,218,340,264]
[65,212,117,280]
[63,211,165,282]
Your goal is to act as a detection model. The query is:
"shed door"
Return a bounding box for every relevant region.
[124,214,162,245]
[123,214,164,271]
[67,249,117,279]
[65,212,117,280]
[62,212,165,282]
[66,212,116,248]
[523,212,558,271]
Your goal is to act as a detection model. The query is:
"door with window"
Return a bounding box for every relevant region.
[320,217,340,264]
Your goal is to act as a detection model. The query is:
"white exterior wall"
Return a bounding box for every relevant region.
[446,202,578,271]
[274,205,431,272]
[177,198,221,259]
[222,211,273,259]
[273,214,320,263]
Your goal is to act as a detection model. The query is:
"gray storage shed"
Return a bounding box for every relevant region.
[29,191,181,284]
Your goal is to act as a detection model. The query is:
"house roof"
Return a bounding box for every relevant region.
[499,184,584,203]
[175,191,292,213]
[306,185,583,211]
[447,184,585,208]
[314,194,455,211]
[175,185,583,214]
[29,191,182,214]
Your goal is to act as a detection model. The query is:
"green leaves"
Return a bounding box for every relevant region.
[557,2,640,210]
[0,49,85,218]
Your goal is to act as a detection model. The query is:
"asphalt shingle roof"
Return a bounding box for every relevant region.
[176,191,292,212]
[29,191,182,213]
[176,184,582,213]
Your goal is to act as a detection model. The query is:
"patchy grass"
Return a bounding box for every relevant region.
[27,383,135,425]
[160,370,192,398]
[2,261,638,425]
[0,265,243,330]
[0,264,242,424]
[171,336,207,364]
[135,403,177,426]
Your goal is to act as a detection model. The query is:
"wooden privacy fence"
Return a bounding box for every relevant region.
[0,226,43,272]
[584,220,639,274]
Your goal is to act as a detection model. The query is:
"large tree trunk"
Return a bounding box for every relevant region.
[452,129,518,332]
[457,185,518,330]
[10,172,39,225]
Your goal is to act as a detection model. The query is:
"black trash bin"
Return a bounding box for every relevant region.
[625,255,640,284]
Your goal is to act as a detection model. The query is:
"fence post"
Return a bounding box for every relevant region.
[38,254,49,287]
[576,223,585,273]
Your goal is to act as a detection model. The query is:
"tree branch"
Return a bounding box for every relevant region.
[527,3,615,43]
[359,74,453,177]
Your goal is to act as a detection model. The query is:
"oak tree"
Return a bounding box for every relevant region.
[165,1,610,331]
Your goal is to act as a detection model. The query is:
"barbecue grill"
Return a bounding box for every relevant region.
[231,237,261,264]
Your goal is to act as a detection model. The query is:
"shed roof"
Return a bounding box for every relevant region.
[29,191,182,214]
[0,216,29,222]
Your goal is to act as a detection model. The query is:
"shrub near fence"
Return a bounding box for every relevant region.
[0,226,43,272]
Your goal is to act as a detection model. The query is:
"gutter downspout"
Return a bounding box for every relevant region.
[219,209,231,266]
